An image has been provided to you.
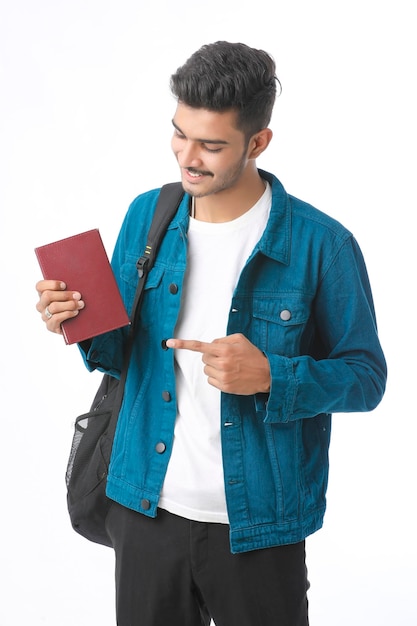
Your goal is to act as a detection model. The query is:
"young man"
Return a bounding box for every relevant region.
[36,41,387,626]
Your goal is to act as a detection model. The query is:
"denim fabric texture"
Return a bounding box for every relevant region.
[82,170,387,554]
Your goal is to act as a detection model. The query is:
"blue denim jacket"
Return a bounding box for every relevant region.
[82,171,387,553]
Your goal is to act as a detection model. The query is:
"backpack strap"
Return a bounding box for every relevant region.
[137,182,185,277]
[108,182,184,437]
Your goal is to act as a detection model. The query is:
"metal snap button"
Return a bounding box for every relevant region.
[280,309,292,321]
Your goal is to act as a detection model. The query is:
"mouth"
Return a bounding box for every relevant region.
[183,168,212,181]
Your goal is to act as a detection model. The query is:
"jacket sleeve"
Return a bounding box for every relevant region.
[262,236,387,422]
[78,328,126,379]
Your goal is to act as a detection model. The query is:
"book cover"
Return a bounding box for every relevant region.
[35,229,130,344]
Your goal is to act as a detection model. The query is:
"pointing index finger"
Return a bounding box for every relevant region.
[166,338,210,353]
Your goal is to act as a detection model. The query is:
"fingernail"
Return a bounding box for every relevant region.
[166,339,175,348]
[72,292,82,300]
[60,282,66,289]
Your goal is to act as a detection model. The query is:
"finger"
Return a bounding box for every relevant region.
[44,309,81,334]
[166,338,212,353]
[36,289,83,313]
[36,279,66,296]
[40,298,85,319]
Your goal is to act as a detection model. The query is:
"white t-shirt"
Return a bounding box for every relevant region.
[158,183,272,523]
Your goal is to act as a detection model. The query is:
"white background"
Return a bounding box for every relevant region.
[1,1,415,624]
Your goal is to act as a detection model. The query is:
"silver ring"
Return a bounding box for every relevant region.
[45,306,53,320]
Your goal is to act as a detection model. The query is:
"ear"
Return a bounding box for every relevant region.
[247,128,273,159]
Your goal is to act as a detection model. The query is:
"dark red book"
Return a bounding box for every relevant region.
[35,229,130,344]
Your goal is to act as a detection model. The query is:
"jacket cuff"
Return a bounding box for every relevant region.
[78,334,121,378]
[260,353,297,423]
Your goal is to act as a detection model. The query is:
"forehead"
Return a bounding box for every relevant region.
[172,102,243,142]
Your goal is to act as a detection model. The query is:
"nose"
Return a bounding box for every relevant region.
[177,140,202,168]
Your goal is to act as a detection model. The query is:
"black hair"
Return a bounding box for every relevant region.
[170,41,281,139]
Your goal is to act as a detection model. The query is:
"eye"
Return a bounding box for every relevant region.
[173,129,185,140]
[203,144,223,153]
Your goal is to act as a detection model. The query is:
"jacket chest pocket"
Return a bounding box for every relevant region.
[120,261,165,328]
[252,295,311,356]
[138,265,166,328]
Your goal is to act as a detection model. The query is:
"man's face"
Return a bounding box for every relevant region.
[171,103,250,198]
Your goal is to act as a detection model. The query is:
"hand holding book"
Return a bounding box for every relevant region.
[35,229,130,344]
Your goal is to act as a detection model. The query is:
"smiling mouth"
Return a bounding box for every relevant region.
[185,168,212,178]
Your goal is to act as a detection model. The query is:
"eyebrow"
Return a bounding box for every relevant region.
[171,119,229,145]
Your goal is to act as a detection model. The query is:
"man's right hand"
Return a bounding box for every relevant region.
[35,280,85,334]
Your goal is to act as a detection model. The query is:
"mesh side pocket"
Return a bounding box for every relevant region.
[65,416,88,488]
[66,374,119,490]
[66,409,113,501]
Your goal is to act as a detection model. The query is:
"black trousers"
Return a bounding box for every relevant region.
[106,503,309,626]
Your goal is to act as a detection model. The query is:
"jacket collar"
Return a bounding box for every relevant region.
[257,169,291,266]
